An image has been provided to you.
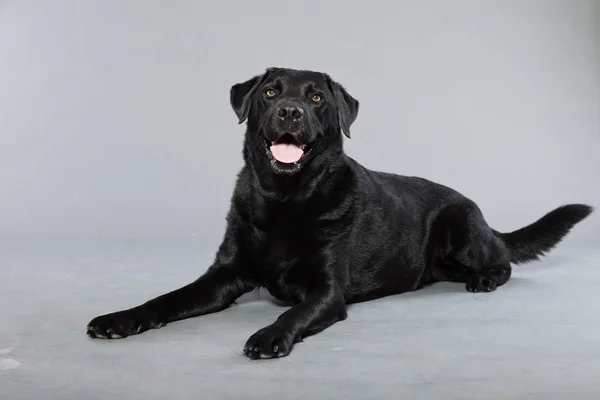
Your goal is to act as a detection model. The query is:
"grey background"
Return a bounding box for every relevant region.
[0,0,598,245]
[1,1,600,399]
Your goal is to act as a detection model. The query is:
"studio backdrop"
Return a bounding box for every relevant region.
[0,0,598,248]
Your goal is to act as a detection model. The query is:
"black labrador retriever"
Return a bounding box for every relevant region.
[87,67,593,359]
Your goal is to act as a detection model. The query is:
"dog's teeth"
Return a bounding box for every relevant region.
[300,145,306,150]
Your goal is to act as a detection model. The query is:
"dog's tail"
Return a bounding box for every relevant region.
[493,204,593,265]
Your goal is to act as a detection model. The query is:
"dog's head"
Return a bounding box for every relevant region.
[230,67,359,175]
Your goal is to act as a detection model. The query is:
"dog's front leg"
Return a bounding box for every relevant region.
[243,282,347,359]
[86,264,255,339]
[86,221,257,340]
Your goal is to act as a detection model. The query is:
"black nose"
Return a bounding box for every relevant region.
[277,104,304,121]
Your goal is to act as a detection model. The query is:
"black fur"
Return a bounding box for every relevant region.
[493,204,593,264]
[87,67,593,359]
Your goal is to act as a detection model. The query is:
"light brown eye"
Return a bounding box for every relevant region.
[311,94,322,103]
[265,89,276,98]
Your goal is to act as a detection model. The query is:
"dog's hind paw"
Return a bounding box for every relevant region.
[466,274,498,293]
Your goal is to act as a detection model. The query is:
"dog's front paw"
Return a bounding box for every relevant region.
[243,324,296,360]
[87,306,164,339]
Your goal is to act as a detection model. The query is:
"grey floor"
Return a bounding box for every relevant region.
[1,240,599,399]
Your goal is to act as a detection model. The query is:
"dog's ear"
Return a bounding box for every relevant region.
[325,75,359,138]
[230,68,276,125]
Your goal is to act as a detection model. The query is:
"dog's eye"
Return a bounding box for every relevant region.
[311,94,322,104]
[265,89,277,98]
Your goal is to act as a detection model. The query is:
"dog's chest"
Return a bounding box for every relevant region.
[249,227,315,304]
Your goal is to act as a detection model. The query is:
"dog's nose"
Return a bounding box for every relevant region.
[277,104,304,121]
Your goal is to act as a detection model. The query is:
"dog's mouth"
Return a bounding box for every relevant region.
[264,134,313,164]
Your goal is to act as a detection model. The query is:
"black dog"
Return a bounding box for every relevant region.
[87,67,593,359]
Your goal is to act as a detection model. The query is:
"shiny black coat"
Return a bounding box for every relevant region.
[87,67,593,359]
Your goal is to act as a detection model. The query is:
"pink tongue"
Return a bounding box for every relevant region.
[270,143,304,163]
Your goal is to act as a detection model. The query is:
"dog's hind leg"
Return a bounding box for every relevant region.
[454,228,513,293]
[450,202,593,292]
[429,201,513,293]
